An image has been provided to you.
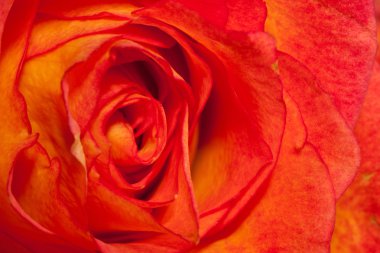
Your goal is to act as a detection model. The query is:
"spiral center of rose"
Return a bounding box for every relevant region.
[106,95,166,168]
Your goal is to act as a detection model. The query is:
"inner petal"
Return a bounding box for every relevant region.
[105,96,167,168]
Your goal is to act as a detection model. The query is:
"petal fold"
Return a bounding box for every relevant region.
[196,92,336,253]
[265,0,377,127]
[278,53,360,198]
[332,63,380,252]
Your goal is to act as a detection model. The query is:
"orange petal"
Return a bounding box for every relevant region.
[196,92,335,252]
[86,168,194,251]
[265,0,377,127]
[0,1,49,251]
[14,9,129,252]
[38,0,139,19]
[10,142,95,250]
[140,0,286,234]
[0,1,60,252]
[152,107,199,244]
[157,0,267,32]
[27,18,129,58]
[278,53,360,198]
[331,63,380,252]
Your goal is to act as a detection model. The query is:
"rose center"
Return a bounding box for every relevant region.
[105,95,167,170]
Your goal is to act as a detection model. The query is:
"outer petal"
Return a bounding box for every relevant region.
[0,0,14,53]
[278,53,360,198]
[0,0,39,246]
[332,64,380,252]
[265,0,377,127]
[0,1,95,252]
[27,18,129,58]
[196,92,335,252]
[10,142,95,250]
[161,0,267,32]
[38,0,139,19]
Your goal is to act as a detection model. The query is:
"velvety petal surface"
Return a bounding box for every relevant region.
[278,53,360,198]
[265,0,377,127]
[38,0,140,19]
[332,63,380,252]
[162,0,267,33]
[0,0,14,53]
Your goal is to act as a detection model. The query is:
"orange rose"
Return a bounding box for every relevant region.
[0,1,377,252]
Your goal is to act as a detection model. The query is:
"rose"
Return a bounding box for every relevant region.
[0,0,376,252]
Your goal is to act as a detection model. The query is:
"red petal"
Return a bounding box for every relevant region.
[153,107,199,244]
[332,63,380,252]
[196,92,335,252]
[265,0,377,127]
[278,53,360,198]
[140,0,286,231]
[0,0,14,54]
[27,18,129,58]
[0,1,91,251]
[10,142,95,250]
[0,232,30,253]
[38,0,140,19]
[159,0,267,32]
[86,168,194,250]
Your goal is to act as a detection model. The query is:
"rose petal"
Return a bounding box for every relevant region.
[0,232,30,253]
[139,19,213,134]
[10,142,95,250]
[265,0,377,127]
[87,168,195,250]
[190,33,283,213]
[86,169,169,234]
[38,0,140,19]
[152,107,199,244]
[140,1,286,231]
[27,18,129,58]
[196,92,335,252]
[0,0,14,54]
[95,238,191,253]
[20,33,121,160]
[278,53,360,198]
[160,0,266,32]
[27,18,176,59]
[17,33,118,252]
[0,0,79,250]
[0,1,55,251]
[331,63,380,252]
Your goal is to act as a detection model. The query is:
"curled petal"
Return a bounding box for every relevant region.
[10,142,95,250]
